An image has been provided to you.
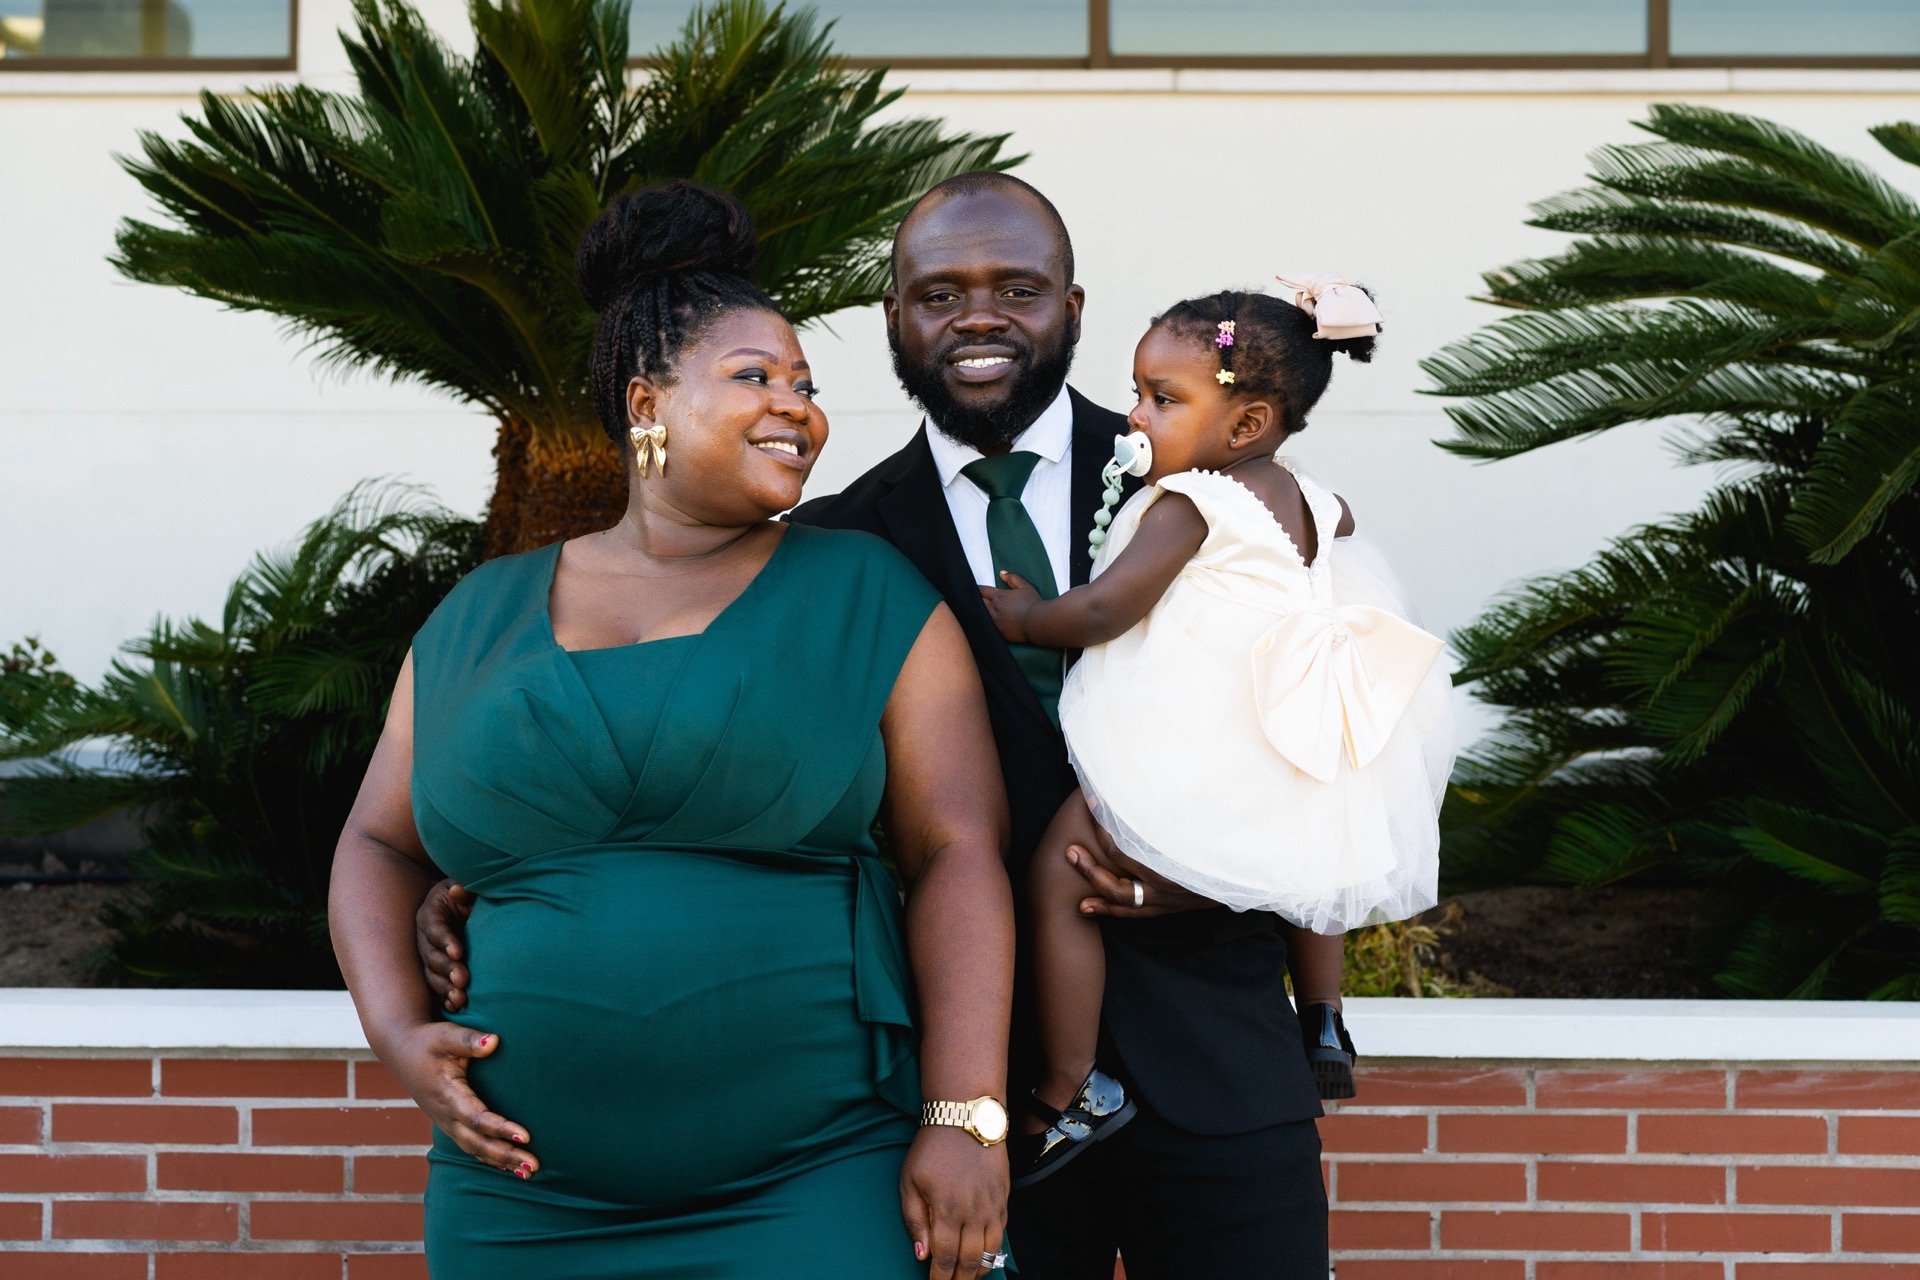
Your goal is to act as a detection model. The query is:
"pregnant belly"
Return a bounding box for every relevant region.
[446,849,891,1208]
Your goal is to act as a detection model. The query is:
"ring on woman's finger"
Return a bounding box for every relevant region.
[982,1250,1008,1271]
[1131,878,1145,908]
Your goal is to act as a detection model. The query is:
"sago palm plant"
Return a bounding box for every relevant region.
[113,0,1013,555]
[0,485,478,985]
[1427,104,1920,999]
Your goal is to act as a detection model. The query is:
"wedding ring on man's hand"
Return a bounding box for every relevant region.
[982,1251,1008,1272]
[1131,878,1145,908]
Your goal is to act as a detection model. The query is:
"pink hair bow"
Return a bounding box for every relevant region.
[1275,273,1382,340]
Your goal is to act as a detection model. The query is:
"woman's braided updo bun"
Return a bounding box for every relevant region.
[577,181,780,444]
[1154,287,1377,436]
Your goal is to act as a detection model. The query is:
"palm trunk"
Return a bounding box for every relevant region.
[482,416,630,558]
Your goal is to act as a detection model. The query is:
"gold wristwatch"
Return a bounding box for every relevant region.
[921,1096,1009,1147]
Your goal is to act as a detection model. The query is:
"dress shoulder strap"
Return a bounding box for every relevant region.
[1155,467,1327,568]
[1275,456,1346,557]
[1154,468,1273,535]
[410,544,553,705]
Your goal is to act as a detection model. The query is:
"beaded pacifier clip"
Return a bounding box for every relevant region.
[1090,431,1154,562]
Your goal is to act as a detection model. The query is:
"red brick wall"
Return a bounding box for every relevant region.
[0,1053,427,1279]
[2,1054,1916,1277]
[1323,1065,1920,1279]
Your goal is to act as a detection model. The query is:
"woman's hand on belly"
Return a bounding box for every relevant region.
[385,1020,539,1180]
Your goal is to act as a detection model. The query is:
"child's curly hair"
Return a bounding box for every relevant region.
[1153,288,1378,435]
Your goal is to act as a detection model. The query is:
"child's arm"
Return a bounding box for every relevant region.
[980,492,1207,648]
[1336,495,1356,538]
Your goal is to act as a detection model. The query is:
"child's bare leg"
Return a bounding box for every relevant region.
[1029,790,1110,1121]
[1285,925,1344,1010]
[1288,924,1358,1100]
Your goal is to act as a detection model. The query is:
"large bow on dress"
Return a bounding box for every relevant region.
[1251,604,1444,783]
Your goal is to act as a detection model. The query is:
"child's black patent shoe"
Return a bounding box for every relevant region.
[1009,1067,1137,1190]
[1302,1002,1358,1101]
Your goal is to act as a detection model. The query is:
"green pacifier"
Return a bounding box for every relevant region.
[1089,431,1153,561]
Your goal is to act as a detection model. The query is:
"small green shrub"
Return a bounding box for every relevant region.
[1342,906,1485,998]
[0,483,478,986]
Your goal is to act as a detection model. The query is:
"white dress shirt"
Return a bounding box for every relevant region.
[924,385,1076,592]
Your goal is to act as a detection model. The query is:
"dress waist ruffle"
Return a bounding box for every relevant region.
[848,852,920,1114]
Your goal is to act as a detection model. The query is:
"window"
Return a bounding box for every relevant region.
[629,0,1086,61]
[1109,0,1648,58]
[627,0,1920,69]
[1670,0,1920,58]
[0,0,292,65]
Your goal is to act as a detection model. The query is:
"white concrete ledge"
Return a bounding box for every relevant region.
[2,990,1918,1061]
[1343,997,1920,1063]
[0,71,289,96]
[0,989,369,1051]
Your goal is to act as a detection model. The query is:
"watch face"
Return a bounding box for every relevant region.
[972,1098,1008,1143]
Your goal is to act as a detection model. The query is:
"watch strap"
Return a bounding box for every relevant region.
[922,1100,975,1129]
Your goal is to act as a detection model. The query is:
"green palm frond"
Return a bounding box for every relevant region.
[114,0,1016,444]
[1881,834,1920,932]
[1776,644,1919,833]
[1479,238,1838,319]
[1715,901,1875,999]
[1425,301,1835,401]
[1734,801,1886,893]
[624,1,1014,321]
[0,764,157,839]
[1786,376,1920,563]
[1527,187,1865,277]
[1433,356,1848,461]
[1539,799,1685,886]
[1595,107,1918,249]
[1641,646,1785,762]
[1639,105,1920,232]
[1434,104,1920,998]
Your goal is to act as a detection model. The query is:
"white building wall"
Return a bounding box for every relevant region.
[3,3,1918,705]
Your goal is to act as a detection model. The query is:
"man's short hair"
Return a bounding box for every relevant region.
[890,171,1076,287]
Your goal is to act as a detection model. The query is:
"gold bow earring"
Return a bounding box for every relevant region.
[628,422,668,477]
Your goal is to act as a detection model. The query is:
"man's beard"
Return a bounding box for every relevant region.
[890,327,1077,454]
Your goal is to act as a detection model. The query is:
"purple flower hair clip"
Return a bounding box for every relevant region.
[1215,320,1236,347]
[1215,320,1238,384]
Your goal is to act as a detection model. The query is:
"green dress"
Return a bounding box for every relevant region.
[410,524,939,1278]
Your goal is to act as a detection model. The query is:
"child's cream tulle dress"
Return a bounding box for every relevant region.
[1058,456,1456,933]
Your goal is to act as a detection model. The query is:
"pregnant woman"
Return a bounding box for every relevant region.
[329,182,1015,1279]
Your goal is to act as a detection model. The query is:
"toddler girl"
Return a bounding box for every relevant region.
[981,277,1455,1187]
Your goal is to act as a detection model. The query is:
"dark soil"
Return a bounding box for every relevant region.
[1426,884,1716,999]
[0,879,1716,996]
[0,881,136,986]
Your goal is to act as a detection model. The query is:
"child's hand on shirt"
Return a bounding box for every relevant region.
[978,570,1042,644]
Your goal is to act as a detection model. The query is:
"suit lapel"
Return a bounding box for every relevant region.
[872,429,967,602]
[875,427,1057,740]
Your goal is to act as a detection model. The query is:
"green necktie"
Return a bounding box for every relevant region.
[963,451,1063,726]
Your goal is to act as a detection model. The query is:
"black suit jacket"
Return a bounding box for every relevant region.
[791,386,1321,1134]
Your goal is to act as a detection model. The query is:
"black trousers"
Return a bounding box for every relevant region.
[1005,1106,1328,1280]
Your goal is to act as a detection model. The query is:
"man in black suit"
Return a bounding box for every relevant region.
[793,174,1328,1279]
[416,172,1328,1278]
